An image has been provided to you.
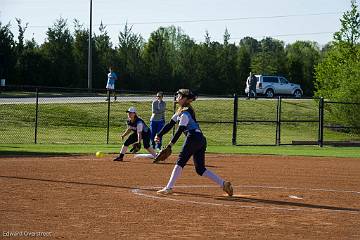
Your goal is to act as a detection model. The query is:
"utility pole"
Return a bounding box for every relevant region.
[87,0,93,89]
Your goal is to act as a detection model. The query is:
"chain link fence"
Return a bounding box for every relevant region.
[233,96,360,146]
[1,87,359,146]
[0,87,177,145]
[235,97,278,145]
[279,98,319,145]
[0,91,36,144]
[321,100,360,146]
[191,96,234,146]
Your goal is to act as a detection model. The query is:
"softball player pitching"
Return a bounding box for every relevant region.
[154,89,233,196]
[113,107,157,161]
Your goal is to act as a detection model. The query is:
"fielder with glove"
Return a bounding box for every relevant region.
[154,89,233,196]
[113,107,157,162]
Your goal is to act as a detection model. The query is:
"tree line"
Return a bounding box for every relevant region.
[1,19,323,96]
[0,1,358,99]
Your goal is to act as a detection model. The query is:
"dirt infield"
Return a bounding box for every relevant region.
[0,154,359,239]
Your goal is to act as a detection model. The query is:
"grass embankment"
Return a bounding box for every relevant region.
[0,98,359,157]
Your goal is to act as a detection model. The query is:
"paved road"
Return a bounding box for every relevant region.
[0,96,235,104]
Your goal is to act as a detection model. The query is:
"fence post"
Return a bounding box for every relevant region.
[232,93,238,145]
[276,96,282,146]
[318,97,324,147]
[106,91,111,144]
[34,88,39,144]
[172,94,177,137]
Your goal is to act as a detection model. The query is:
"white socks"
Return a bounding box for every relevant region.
[203,169,224,187]
[164,167,224,190]
[120,145,128,154]
[166,165,183,189]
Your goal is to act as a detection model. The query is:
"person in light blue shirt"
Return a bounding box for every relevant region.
[106,67,118,101]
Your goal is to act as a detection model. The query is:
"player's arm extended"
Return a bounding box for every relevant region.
[169,125,186,145]
[168,112,189,145]
[156,119,176,138]
[121,127,132,139]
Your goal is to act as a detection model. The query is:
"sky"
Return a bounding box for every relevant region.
[1,0,354,46]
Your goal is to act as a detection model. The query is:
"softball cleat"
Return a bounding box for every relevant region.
[223,181,233,196]
[113,156,123,161]
[157,187,173,195]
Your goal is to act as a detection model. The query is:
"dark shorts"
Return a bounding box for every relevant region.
[124,131,151,149]
[176,132,207,176]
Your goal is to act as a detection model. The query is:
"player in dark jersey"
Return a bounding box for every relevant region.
[154,89,233,196]
[113,107,157,162]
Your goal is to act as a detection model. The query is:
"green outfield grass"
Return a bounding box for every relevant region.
[0,98,359,157]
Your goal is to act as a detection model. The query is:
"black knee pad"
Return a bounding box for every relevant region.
[195,166,206,176]
[124,139,134,147]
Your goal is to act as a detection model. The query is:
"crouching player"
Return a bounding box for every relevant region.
[113,107,157,162]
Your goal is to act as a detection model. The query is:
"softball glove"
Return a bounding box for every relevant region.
[130,142,141,153]
[153,145,172,163]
